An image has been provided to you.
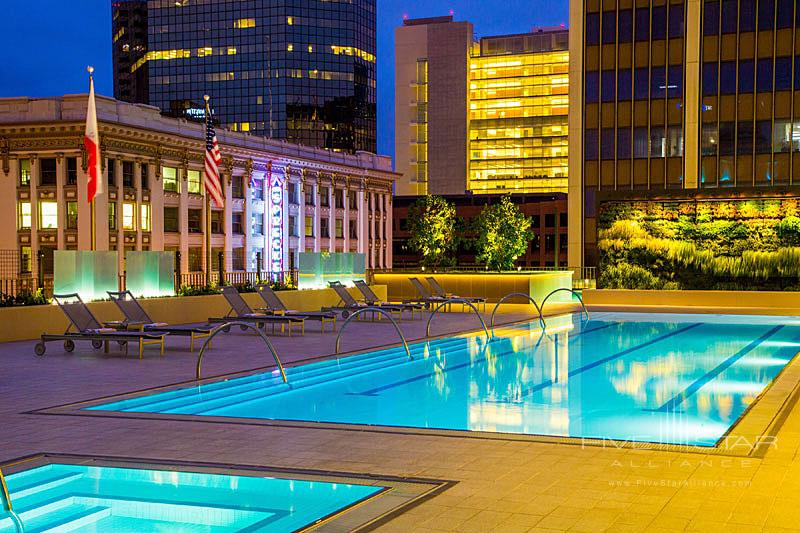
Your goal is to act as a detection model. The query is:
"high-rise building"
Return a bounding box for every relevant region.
[394,17,569,196]
[394,16,473,196]
[112,0,149,104]
[469,30,569,194]
[568,0,800,268]
[112,0,376,154]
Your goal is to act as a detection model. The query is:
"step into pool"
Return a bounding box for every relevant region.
[0,463,383,531]
[87,312,800,447]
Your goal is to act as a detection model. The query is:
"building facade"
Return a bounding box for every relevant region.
[568,0,800,267]
[392,194,568,268]
[0,95,394,282]
[394,17,569,196]
[112,0,149,105]
[112,0,377,153]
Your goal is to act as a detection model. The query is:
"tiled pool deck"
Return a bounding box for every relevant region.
[3,306,800,531]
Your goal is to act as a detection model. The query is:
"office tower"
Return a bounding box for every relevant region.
[394,17,569,196]
[112,0,149,104]
[568,0,800,268]
[112,0,377,154]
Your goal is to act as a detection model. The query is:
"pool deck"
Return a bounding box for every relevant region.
[3,305,800,532]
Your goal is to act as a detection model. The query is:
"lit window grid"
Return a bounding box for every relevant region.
[468,50,569,194]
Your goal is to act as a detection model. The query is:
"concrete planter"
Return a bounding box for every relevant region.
[0,285,386,343]
[583,289,800,315]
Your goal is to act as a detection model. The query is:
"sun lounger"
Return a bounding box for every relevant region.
[209,286,305,336]
[426,276,486,311]
[353,280,423,318]
[408,277,449,306]
[107,290,214,351]
[326,282,407,320]
[255,284,337,332]
[35,293,167,359]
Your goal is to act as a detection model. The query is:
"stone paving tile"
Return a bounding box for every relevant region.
[3,307,800,531]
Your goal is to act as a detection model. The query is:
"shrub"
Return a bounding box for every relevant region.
[0,288,49,307]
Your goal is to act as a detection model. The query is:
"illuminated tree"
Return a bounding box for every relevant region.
[475,196,533,271]
[407,195,458,267]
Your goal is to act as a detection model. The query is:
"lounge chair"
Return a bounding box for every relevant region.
[408,277,449,307]
[426,276,486,311]
[35,293,167,359]
[107,290,214,351]
[255,284,337,332]
[326,282,406,320]
[209,286,305,336]
[353,280,423,319]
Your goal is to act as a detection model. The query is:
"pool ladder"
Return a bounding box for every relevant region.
[195,321,288,383]
[489,289,589,336]
[336,307,411,359]
[0,468,23,532]
[426,298,491,341]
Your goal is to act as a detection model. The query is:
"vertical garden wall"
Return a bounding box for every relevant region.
[597,197,800,290]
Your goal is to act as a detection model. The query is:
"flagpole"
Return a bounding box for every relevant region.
[204,95,212,285]
[88,66,97,252]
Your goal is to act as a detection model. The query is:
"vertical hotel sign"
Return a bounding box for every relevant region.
[268,162,284,273]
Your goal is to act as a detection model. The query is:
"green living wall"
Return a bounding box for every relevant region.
[597,198,800,291]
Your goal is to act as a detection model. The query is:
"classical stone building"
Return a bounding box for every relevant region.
[0,94,395,282]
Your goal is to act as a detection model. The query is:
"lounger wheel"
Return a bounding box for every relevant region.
[239,324,248,331]
[222,325,231,333]
[117,341,127,348]
[341,310,350,319]
[34,342,46,356]
[63,339,75,352]
[91,340,103,349]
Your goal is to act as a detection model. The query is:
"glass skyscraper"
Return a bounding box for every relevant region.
[112,0,376,154]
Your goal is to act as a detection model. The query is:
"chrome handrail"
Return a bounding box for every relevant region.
[196,321,288,383]
[335,307,411,359]
[540,288,590,324]
[426,298,491,341]
[0,467,11,512]
[489,292,544,334]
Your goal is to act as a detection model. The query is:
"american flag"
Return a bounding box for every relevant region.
[204,98,224,208]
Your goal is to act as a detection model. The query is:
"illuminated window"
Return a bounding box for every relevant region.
[66,202,78,230]
[108,203,116,230]
[233,18,256,29]
[287,44,294,52]
[162,166,178,193]
[241,122,250,132]
[19,246,31,273]
[39,201,58,230]
[187,169,201,194]
[140,204,151,231]
[308,45,314,53]
[19,202,31,229]
[227,47,237,55]
[19,159,31,186]
[305,216,314,237]
[122,203,136,230]
[335,219,344,239]
[198,46,213,57]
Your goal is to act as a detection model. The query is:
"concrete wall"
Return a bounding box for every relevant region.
[0,285,387,344]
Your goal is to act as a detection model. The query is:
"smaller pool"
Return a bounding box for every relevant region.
[0,463,383,532]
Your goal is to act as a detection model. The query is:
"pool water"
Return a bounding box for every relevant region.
[0,463,382,532]
[89,313,800,447]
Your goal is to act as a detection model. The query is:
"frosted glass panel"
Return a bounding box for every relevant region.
[298,253,366,289]
[126,251,175,297]
[54,251,119,301]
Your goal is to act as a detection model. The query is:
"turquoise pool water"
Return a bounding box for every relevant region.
[0,463,382,531]
[89,313,800,447]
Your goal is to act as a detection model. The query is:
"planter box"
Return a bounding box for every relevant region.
[0,285,386,344]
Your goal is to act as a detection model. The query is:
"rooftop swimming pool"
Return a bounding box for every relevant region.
[87,312,800,447]
[0,462,383,532]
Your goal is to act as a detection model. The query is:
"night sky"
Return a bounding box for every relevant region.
[0,0,568,160]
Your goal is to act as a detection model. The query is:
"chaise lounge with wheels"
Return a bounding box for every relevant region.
[326,282,408,320]
[407,277,449,308]
[426,276,486,312]
[208,285,305,336]
[107,290,214,351]
[35,293,167,359]
[353,280,423,319]
[255,284,337,332]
